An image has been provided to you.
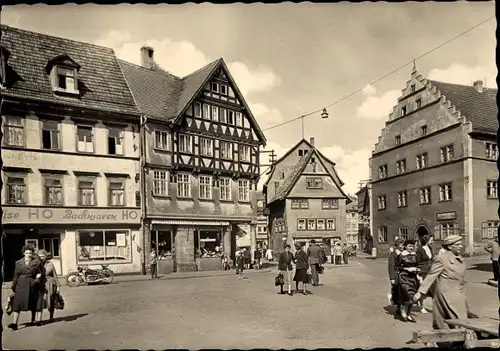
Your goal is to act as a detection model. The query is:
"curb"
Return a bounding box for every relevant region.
[324,261,362,269]
[487,279,498,288]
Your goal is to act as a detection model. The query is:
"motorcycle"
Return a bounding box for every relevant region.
[66,264,115,287]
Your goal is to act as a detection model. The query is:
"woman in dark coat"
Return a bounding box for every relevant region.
[388,238,405,316]
[293,244,309,295]
[395,239,420,323]
[416,234,434,313]
[278,244,294,296]
[8,245,44,330]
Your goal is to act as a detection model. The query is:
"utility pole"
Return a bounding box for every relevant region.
[260,149,276,167]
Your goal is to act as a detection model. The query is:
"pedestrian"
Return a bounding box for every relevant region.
[266,248,274,262]
[278,244,294,295]
[293,243,309,295]
[243,247,251,269]
[36,249,61,324]
[342,243,349,264]
[237,249,245,279]
[389,236,400,254]
[254,246,262,270]
[484,236,500,281]
[416,234,435,314]
[306,239,322,286]
[149,248,158,279]
[388,238,404,316]
[335,243,343,265]
[395,239,419,323]
[8,245,44,331]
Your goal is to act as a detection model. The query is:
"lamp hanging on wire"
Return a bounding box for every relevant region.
[321,108,329,119]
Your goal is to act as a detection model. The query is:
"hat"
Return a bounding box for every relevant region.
[442,235,462,246]
[295,243,302,250]
[37,249,50,257]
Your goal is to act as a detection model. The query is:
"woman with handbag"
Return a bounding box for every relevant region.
[37,250,61,324]
[293,243,309,295]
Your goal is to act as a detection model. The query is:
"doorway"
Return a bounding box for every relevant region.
[2,233,26,282]
[416,226,429,239]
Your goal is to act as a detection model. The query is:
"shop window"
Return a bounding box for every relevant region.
[41,120,60,150]
[77,230,132,263]
[108,128,124,155]
[6,175,27,204]
[108,178,126,206]
[196,231,223,258]
[4,116,24,147]
[152,231,174,259]
[44,175,64,205]
[41,236,60,258]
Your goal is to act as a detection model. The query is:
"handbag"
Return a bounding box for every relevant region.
[54,291,65,310]
[275,273,284,286]
[306,273,312,284]
[5,294,14,316]
[318,265,325,275]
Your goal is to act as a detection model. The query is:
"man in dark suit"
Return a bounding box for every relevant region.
[307,239,322,286]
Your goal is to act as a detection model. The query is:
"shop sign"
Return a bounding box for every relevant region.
[436,211,457,221]
[2,206,141,225]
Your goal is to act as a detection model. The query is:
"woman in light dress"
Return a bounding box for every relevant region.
[36,249,61,323]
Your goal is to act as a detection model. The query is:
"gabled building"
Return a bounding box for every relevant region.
[345,197,359,245]
[119,48,266,272]
[263,137,350,254]
[370,64,498,257]
[1,26,143,279]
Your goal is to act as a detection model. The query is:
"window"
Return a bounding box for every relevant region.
[55,67,78,93]
[486,143,498,159]
[211,82,219,93]
[108,128,123,155]
[239,145,250,162]
[78,178,96,206]
[434,223,458,240]
[41,237,60,258]
[153,170,168,196]
[43,176,63,205]
[177,174,191,198]
[227,110,235,125]
[415,98,422,109]
[416,153,428,169]
[41,120,60,150]
[6,175,26,204]
[220,141,232,160]
[306,177,323,189]
[378,165,388,179]
[178,134,192,153]
[378,226,388,243]
[202,104,210,120]
[291,199,309,209]
[420,125,428,136]
[220,178,231,201]
[326,219,336,230]
[398,227,409,240]
[440,145,454,163]
[108,179,125,206]
[199,175,212,199]
[152,231,175,257]
[439,183,452,202]
[487,180,498,199]
[238,179,250,202]
[196,231,223,258]
[395,135,401,146]
[274,181,280,189]
[317,219,325,230]
[298,150,303,157]
[200,138,213,157]
[279,172,285,179]
[4,116,24,147]
[194,102,202,118]
[78,230,132,263]
[377,195,386,210]
[410,84,416,92]
[307,219,316,230]
[220,84,228,96]
[482,221,499,239]
[77,126,94,153]
[211,106,219,122]
[136,191,141,207]
[235,112,243,127]
[220,108,227,123]
[396,159,406,174]
[155,130,170,150]
[401,106,407,116]
[322,199,339,209]
[297,219,306,230]
[420,187,431,204]
[397,191,408,208]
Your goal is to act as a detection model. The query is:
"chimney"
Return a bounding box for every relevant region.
[140,46,155,70]
[473,80,484,93]
[309,137,315,146]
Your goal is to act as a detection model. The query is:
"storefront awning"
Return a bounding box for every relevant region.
[151,219,230,226]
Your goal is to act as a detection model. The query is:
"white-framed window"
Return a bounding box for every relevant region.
[77,230,132,263]
[178,134,192,153]
[378,226,388,243]
[415,98,422,109]
[326,219,336,230]
[238,179,250,202]
[41,236,60,258]
[482,221,499,239]
[220,141,232,160]
[153,170,168,196]
[200,138,213,157]
[378,165,388,179]
[227,110,235,125]
[397,191,408,208]
[434,223,458,240]
[220,84,228,96]
[77,125,94,153]
[401,106,407,116]
[54,66,78,93]
[194,102,202,118]
[307,219,316,230]
[239,145,250,162]
[377,195,386,210]
[440,145,454,163]
[439,183,452,202]
[306,177,323,189]
[155,130,170,150]
[317,219,325,230]
[43,175,63,205]
[291,199,309,209]
[487,180,498,199]
[41,120,60,150]
[235,112,243,127]
[108,128,124,155]
[220,177,232,201]
[220,108,227,123]
[211,82,219,93]
[108,179,125,206]
[395,135,401,146]
[6,174,27,204]
[177,173,191,198]
[202,104,210,120]
[420,187,431,204]
[4,116,24,147]
[77,178,96,206]
[322,199,339,209]
[416,153,428,169]
[398,227,409,240]
[420,125,428,136]
[396,159,406,174]
[211,105,219,122]
[297,219,306,231]
[199,175,212,199]
[486,143,498,160]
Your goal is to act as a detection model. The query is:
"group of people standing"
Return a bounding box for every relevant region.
[7,245,62,331]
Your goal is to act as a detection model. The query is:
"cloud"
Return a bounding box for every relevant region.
[356,89,400,120]
[247,101,284,128]
[427,64,497,88]
[227,62,280,96]
[362,84,376,96]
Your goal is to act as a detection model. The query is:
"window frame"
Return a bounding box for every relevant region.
[211,82,219,93]
[486,143,498,160]
[77,177,97,207]
[297,219,306,231]
[176,173,192,198]
[53,66,79,94]
[438,182,452,202]
[377,195,387,210]
[396,159,406,174]
[487,180,498,199]
[220,141,233,160]
[202,104,210,120]
[41,236,61,258]
[395,135,401,146]
[305,177,323,189]
[398,227,409,240]
[3,116,25,147]
[420,125,428,136]
[41,120,60,150]
[178,134,193,154]
[307,219,316,230]
[378,226,388,243]
[5,173,28,204]
[481,221,500,240]
[419,186,431,205]
[108,177,126,207]
[415,98,422,109]
[199,175,213,200]
[326,219,336,231]
[200,138,214,157]
[434,222,458,240]
[317,219,325,230]
[43,174,64,206]
[378,165,388,179]
[238,144,250,162]
[77,229,133,264]
[219,177,232,201]
[107,127,124,156]
[76,125,95,153]
[193,102,202,118]
[322,199,339,210]
[220,84,228,96]
[154,130,171,151]
[440,144,454,163]
[238,179,250,202]
[397,190,408,208]
[152,170,168,197]
[211,105,219,122]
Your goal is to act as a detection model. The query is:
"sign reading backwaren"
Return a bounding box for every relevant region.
[2,207,141,225]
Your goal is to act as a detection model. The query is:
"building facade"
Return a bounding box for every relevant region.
[264,138,350,255]
[345,198,359,245]
[370,64,498,257]
[1,26,143,280]
[355,185,372,252]
[119,48,266,272]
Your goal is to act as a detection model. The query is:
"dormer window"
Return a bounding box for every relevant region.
[0,45,10,88]
[46,54,81,96]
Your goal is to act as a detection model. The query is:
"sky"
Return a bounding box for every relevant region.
[2,3,496,195]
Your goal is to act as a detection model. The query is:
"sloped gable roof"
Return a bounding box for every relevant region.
[1,25,139,115]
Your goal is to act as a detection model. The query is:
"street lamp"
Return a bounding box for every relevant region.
[300,107,329,139]
[321,108,329,119]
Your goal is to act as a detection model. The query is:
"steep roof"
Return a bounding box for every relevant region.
[1,25,139,115]
[427,80,498,134]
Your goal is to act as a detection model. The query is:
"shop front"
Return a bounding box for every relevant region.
[2,206,142,280]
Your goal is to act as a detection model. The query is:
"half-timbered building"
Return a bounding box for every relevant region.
[119,47,266,272]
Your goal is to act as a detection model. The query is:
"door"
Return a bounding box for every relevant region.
[3,233,26,282]
[40,235,62,275]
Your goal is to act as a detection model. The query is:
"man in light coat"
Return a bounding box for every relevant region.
[307,239,322,286]
[485,235,500,281]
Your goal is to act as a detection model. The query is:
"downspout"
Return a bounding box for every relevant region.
[140,114,148,275]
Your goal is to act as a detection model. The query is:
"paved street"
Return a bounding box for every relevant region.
[3,257,497,350]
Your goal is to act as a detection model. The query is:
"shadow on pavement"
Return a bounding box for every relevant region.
[467,263,493,273]
[20,313,88,327]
